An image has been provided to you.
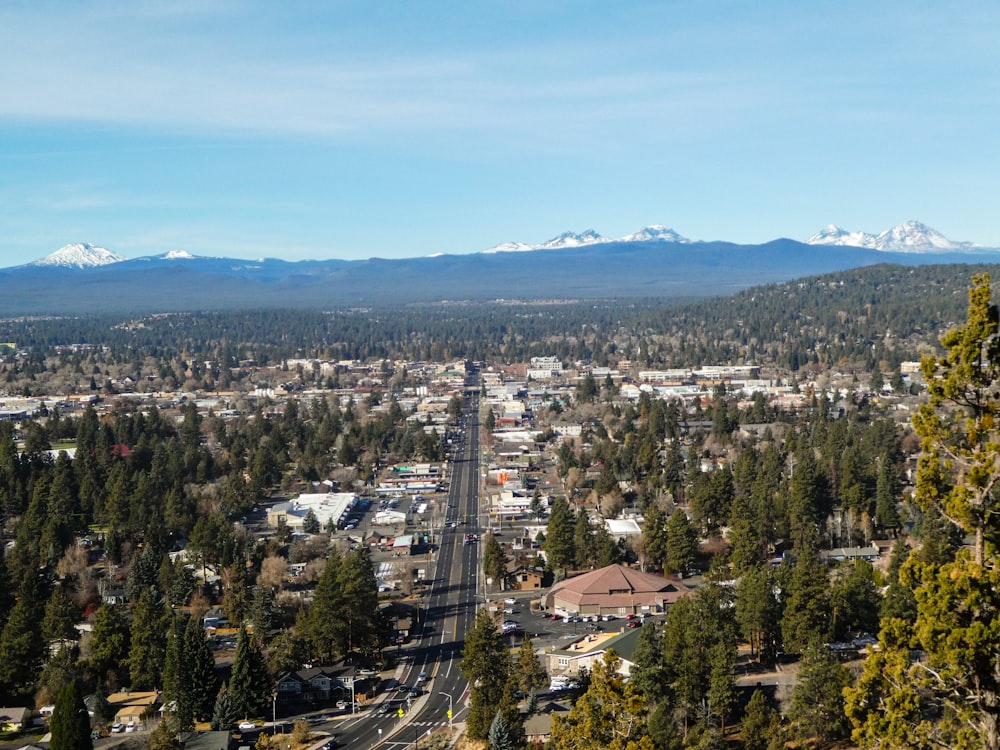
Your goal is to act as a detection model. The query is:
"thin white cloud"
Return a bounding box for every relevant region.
[0,2,853,141]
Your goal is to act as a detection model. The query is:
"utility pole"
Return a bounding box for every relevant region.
[439,690,453,728]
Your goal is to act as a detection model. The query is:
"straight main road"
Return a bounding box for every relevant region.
[330,372,482,750]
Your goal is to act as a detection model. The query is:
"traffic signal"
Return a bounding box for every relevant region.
[398,708,404,718]
[447,710,452,719]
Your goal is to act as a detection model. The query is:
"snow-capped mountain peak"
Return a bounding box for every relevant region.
[620,225,691,243]
[482,225,689,253]
[32,242,127,268]
[482,241,534,255]
[537,229,606,249]
[806,224,870,246]
[806,221,982,253]
[875,220,963,251]
[162,250,196,260]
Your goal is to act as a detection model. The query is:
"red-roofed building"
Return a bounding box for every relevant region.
[545,564,692,618]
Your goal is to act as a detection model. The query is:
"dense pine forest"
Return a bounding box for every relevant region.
[0,264,991,386]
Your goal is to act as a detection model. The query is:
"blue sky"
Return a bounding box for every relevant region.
[2,1,998,266]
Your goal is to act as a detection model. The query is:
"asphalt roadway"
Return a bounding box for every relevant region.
[312,378,484,750]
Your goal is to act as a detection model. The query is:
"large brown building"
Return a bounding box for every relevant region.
[545,564,692,617]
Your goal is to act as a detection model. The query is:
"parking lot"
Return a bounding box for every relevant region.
[489,594,663,653]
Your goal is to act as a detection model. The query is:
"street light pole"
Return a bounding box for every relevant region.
[272,693,277,735]
[439,690,453,728]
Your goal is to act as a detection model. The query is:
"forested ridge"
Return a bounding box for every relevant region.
[1,263,995,379]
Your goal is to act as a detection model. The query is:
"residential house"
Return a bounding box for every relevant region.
[547,627,644,679]
[0,707,29,733]
[505,562,544,591]
[107,690,159,725]
[275,666,374,706]
[102,588,127,605]
[522,700,571,744]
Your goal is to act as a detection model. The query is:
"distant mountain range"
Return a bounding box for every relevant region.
[483,220,990,255]
[482,225,692,254]
[805,220,986,253]
[3,221,998,315]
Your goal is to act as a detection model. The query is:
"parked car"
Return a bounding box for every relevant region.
[111,723,125,733]
[238,720,256,731]
[416,671,428,683]
[125,721,136,732]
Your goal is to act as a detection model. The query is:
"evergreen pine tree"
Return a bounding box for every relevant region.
[482,534,507,588]
[337,547,385,656]
[163,614,193,731]
[49,679,93,750]
[248,584,275,637]
[788,644,850,743]
[665,509,697,576]
[874,454,901,533]
[512,635,548,694]
[741,689,780,750]
[229,626,269,719]
[87,603,131,690]
[780,543,831,654]
[308,552,345,661]
[185,619,220,722]
[128,586,170,689]
[629,619,666,702]
[460,609,512,739]
[488,710,517,750]
[42,583,80,643]
[641,502,669,572]
[543,497,576,577]
[148,717,184,750]
[0,570,46,700]
[211,686,239,731]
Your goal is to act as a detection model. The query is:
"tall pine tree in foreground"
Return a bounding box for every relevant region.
[50,679,93,750]
[847,274,1000,750]
[185,619,220,721]
[460,608,512,739]
[229,625,270,719]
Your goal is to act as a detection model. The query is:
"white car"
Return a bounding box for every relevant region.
[110,722,125,733]
[238,721,256,731]
[125,721,136,732]
[416,671,428,683]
